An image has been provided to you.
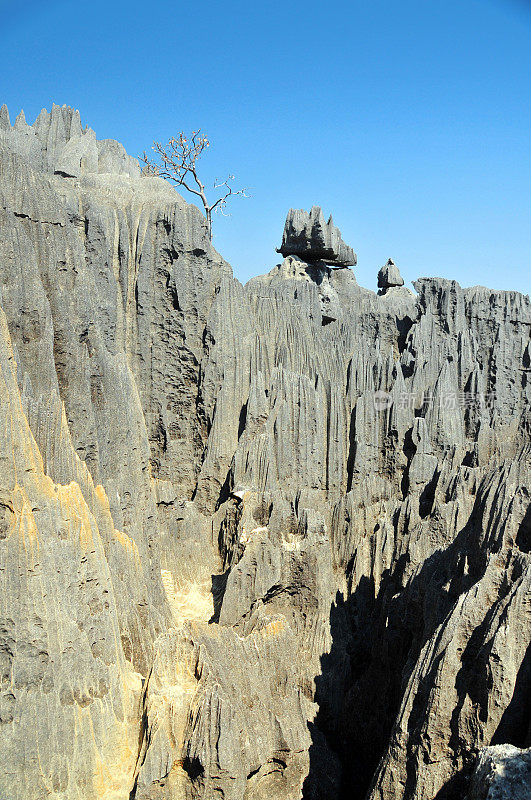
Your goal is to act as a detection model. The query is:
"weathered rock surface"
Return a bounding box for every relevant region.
[277,206,357,266]
[467,746,531,800]
[0,105,529,800]
[377,257,405,291]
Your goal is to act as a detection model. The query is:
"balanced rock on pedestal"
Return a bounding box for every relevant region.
[377,258,405,293]
[277,206,356,267]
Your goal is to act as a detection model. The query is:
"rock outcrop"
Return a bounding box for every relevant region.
[0,105,529,800]
[277,206,357,266]
[467,746,531,800]
[377,257,405,291]
[0,102,140,177]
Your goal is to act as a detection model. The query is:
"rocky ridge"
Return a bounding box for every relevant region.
[0,104,529,800]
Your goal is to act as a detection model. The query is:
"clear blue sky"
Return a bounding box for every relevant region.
[1,0,530,294]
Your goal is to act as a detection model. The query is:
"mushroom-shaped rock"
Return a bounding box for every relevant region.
[378,259,404,290]
[277,206,356,267]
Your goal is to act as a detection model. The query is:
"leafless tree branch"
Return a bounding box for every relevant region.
[140,131,248,239]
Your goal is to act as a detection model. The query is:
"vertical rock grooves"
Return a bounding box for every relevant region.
[0,104,529,800]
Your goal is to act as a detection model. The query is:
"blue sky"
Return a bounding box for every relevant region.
[1,0,530,294]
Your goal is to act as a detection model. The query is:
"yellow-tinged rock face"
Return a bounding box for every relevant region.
[0,305,144,800]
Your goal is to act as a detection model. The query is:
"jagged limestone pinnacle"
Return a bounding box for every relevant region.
[277,205,357,266]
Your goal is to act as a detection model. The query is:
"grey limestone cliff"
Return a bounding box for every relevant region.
[0,105,529,800]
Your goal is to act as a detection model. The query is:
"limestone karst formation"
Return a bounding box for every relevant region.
[277,206,357,266]
[377,258,405,293]
[0,103,529,800]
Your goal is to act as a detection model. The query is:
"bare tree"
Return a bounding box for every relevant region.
[140,131,247,240]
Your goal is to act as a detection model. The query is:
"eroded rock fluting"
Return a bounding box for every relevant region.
[0,104,529,800]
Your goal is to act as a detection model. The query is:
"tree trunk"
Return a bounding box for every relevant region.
[205,208,212,241]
